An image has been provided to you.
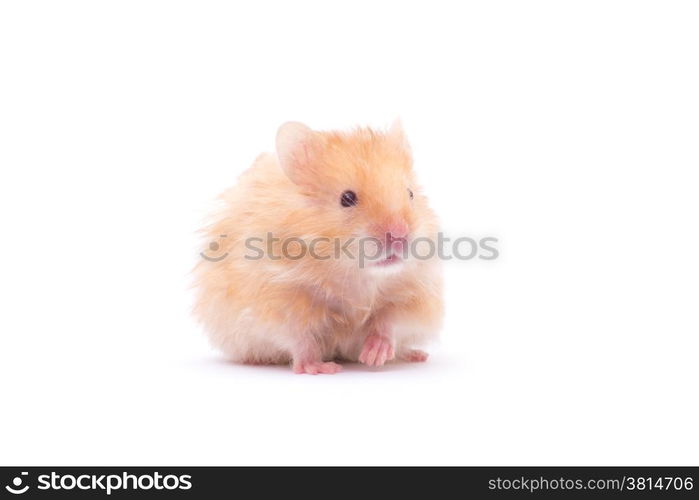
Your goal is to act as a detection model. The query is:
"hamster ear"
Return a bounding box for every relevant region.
[388,118,412,154]
[389,118,405,137]
[276,121,320,185]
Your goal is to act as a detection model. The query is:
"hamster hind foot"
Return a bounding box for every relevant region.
[399,349,429,363]
[292,360,343,375]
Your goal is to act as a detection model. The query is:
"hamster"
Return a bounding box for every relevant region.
[193,121,443,374]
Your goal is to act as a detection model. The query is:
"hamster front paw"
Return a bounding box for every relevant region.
[358,334,395,367]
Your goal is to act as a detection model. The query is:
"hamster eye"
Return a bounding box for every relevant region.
[408,188,414,200]
[340,190,358,207]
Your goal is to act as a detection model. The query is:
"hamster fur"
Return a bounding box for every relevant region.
[193,121,443,374]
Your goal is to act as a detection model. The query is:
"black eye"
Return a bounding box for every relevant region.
[340,190,358,207]
[408,188,414,200]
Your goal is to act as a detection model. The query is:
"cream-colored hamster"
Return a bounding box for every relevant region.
[193,122,443,374]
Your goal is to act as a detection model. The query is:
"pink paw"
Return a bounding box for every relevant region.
[359,335,395,367]
[293,361,343,375]
[400,349,429,362]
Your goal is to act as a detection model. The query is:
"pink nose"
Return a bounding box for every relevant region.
[383,221,409,253]
[385,221,409,240]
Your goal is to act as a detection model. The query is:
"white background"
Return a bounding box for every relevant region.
[1,1,697,466]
